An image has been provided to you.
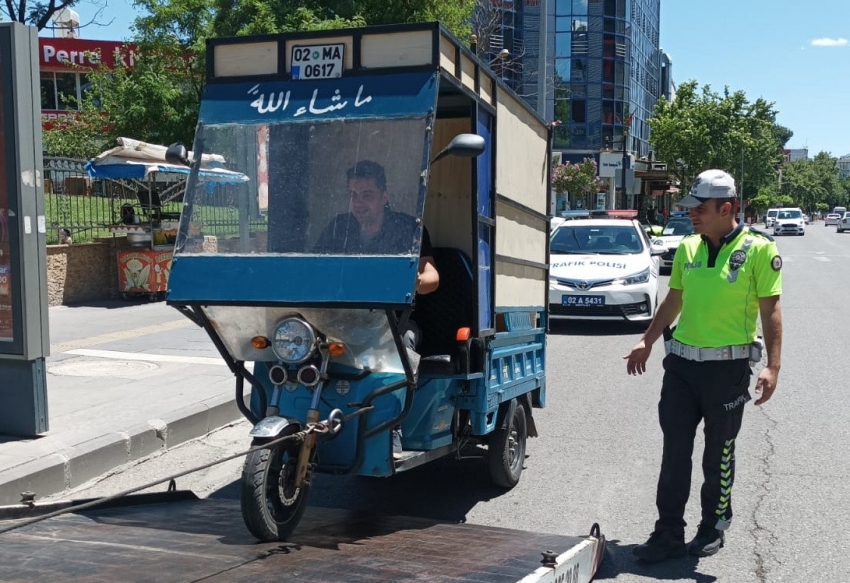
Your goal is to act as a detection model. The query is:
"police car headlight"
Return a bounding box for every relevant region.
[614,267,650,286]
[272,317,316,364]
[652,238,665,246]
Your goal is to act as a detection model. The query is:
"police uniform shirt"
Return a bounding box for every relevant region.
[669,225,782,348]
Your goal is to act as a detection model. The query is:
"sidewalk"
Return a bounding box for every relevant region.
[0,300,247,506]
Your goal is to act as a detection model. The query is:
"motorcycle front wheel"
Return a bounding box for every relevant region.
[240,429,310,542]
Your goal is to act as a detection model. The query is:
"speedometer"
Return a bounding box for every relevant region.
[272,318,316,364]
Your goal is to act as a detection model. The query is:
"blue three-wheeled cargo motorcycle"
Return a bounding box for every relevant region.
[167,23,553,542]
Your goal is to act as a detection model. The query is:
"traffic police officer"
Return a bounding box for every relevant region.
[625,169,783,562]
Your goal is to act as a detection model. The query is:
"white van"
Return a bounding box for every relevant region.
[833,206,847,217]
[765,208,779,227]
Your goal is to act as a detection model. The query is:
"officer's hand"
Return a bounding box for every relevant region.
[624,339,652,375]
[754,367,778,406]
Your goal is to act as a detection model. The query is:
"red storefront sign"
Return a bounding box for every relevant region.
[39,38,137,71]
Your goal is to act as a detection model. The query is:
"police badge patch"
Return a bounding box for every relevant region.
[771,255,783,271]
[729,250,747,271]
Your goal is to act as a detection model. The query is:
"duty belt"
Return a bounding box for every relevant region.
[665,339,750,362]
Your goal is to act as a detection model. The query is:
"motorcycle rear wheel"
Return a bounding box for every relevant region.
[240,430,310,542]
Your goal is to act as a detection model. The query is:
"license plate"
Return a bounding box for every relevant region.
[563,295,605,306]
[291,43,344,80]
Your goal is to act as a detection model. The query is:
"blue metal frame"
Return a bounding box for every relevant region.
[168,255,419,305]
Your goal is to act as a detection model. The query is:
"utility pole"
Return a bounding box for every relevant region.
[620,126,629,209]
[739,148,746,223]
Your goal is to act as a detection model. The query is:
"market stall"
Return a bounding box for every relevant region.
[86,138,249,299]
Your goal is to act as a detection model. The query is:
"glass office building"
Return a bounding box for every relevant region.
[481,0,662,161]
[549,0,661,159]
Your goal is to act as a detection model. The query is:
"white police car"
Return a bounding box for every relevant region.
[651,215,694,272]
[549,218,664,323]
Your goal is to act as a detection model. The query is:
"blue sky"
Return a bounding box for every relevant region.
[65,0,850,157]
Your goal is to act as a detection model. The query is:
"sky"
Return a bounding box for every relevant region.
[59,0,850,158]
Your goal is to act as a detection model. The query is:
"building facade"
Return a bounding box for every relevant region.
[38,37,136,130]
[782,148,808,163]
[548,0,662,161]
[838,154,850,179]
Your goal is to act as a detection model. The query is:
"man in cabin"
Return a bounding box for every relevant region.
[314,159,439,348]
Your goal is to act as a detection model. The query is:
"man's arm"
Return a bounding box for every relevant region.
[416,256,439,295]
[755,295,782,405]
[624,288,683,375]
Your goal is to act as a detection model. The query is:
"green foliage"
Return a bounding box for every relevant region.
[552,158,604,196]
[778,152,845,212]
[648,81,783,200]
[211,0,473,39]
[45,0,479,157]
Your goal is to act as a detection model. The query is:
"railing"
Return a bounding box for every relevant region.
[43,157,266,244]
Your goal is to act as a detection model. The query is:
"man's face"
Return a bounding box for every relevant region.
[688,198,733,234]
[348,176,388,228]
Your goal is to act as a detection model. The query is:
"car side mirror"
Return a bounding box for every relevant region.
[431,133,486,164]
[165,142,190,167]
[650,246,666,256]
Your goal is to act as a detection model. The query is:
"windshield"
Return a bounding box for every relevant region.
[551,224,644,254]
[175,117,429,258]
[662,218,694,236]
[767,210,778,217]
[777,210,802,219]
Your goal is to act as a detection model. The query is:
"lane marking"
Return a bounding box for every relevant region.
[50,319,195,354]
[65,348,227,366]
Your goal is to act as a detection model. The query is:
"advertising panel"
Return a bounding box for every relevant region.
[0,40,12,342]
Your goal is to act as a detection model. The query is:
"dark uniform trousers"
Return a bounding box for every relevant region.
[655,353,752,536]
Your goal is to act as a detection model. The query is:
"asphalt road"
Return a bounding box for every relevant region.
[44,221,848,582]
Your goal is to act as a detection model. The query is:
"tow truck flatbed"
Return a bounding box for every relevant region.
[0,497,604,582]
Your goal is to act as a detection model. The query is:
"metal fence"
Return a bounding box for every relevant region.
[43,157,263,245]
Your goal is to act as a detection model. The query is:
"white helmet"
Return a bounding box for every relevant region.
[677,169,737,208]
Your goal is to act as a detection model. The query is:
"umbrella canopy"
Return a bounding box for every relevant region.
[85,137,249,184]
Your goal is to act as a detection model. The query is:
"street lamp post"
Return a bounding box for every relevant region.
[620,127,629,209]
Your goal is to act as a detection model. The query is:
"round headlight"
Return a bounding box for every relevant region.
[272,318,316,364]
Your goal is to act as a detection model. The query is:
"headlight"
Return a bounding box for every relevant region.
[614,267,650,286]
[272,317,316,363]
[652,238,665,246]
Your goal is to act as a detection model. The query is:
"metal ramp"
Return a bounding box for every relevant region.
[0,498,605,582]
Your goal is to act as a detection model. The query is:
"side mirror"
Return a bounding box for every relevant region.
[431,133,486,164]
[165,142,190,167]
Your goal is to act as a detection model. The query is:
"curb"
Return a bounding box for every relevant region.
[0,392,245,506]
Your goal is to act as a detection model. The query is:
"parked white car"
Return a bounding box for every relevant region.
[765,208,779,228]
[772,208,805,236]
[549,218,663,323]
[826,213,842,227]
[837,212,850,233]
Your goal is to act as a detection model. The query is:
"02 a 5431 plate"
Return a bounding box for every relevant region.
[563,295,605,306]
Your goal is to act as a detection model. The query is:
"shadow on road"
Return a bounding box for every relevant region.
[594,538,718,582]
[210,454,505,524]
[548,320,646,337]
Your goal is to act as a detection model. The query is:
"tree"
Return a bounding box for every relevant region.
[552,158,605,206]
[778,152,845,213]
[648,81,784,201]
[212,0,473,40]
[43,0,479,156]
[2,0,108,31]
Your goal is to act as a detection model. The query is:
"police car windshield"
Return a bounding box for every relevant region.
[662,218,694,236]
[777,210,802,219]
[551,225,643,254]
